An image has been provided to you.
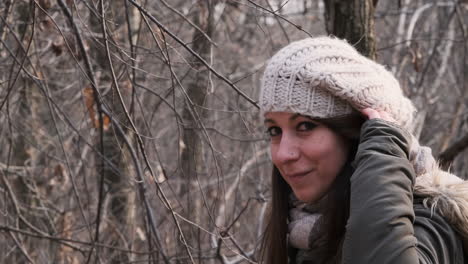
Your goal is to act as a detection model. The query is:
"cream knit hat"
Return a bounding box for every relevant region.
[260,36,416,130]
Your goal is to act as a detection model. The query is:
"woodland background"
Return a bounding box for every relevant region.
[0,0,467,263]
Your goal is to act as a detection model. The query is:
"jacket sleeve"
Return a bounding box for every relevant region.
[341,119,460,264]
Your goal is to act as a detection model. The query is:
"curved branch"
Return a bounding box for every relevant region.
[99,1,193,262]
[126,0,259,109]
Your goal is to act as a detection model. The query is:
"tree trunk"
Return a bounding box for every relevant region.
[7,2,46,262]
[89,2,136,262]
[179,0,214,253]
[324,0,377,59]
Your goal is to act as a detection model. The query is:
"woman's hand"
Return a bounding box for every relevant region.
[361,108,396,123]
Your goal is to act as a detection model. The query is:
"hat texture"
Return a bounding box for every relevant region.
[260,36,416,130]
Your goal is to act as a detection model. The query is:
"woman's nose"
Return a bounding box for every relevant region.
[275,134,300,163]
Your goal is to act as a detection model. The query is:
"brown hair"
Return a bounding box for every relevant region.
[260,112,365,264]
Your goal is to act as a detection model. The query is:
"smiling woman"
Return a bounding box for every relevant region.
[264,112,350,203]
[258,36,468,264]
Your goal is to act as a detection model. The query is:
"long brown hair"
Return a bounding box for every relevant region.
[259,113,364,264]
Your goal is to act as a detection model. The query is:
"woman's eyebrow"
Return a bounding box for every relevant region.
[290,113,304,121]
[264,118,275,124]
[264,114,311,124]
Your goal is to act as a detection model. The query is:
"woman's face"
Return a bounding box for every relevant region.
[264,112,351,203]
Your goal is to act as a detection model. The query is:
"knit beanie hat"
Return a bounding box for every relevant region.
[260,36,416,131]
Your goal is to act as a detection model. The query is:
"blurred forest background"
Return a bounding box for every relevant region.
[0,0,467,263]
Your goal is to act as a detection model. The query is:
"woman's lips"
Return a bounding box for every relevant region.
[284,169,313,183]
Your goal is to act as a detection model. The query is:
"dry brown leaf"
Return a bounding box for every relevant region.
[102,114,111,131]
[83,86,111,130]
[83,86,97,128]
[410,43,422,72]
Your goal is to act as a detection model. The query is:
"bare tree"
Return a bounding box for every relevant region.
[0,1,467,263]
[324,0,378,59]
[179,1,215,253]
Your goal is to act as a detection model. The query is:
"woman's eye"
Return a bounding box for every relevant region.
[266,126,281,137]
[297,121,317,131]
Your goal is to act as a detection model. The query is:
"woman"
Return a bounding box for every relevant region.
[259,36,468,264]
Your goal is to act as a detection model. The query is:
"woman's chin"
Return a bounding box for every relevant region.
[294,190,316,203]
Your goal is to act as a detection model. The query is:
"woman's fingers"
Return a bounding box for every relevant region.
[361,108,396,123]
[361,108,380,119]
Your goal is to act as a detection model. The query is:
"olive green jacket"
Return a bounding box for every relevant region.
[342,119,466,263]
[294,119,467,264]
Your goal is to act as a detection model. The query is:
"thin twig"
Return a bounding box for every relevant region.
[159,0,217,46]
[416,4,457,89]
[8,231,36,264]
[245,0,312,38]
[99,1,189,262]
[55,1,107,262]
[126,0,259,108]
[0,224,158,255]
